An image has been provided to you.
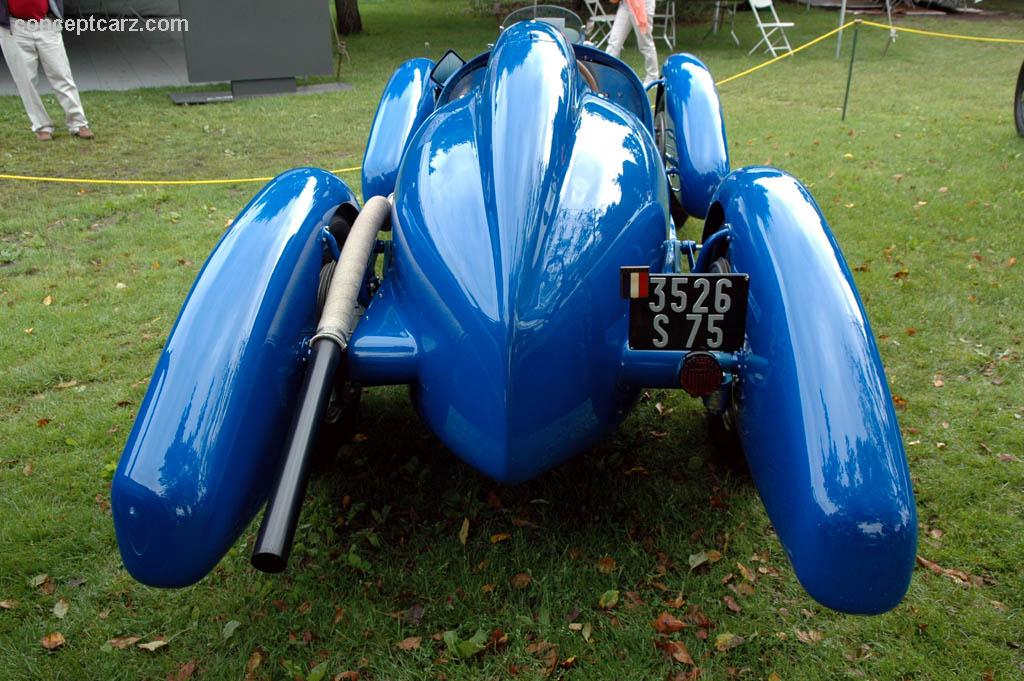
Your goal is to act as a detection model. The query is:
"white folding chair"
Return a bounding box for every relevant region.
[582,0,615,50]
[652,0,676,51]
[748,0,793,57]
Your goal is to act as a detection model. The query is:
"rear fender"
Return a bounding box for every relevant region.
[111,169,358,587]
[707,167,917,614]
[660,54,730,219]
[361,58,436,201]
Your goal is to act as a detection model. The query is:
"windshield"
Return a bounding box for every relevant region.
[500,5,586,44]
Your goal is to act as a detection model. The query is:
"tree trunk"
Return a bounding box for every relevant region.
[335,0,363,35]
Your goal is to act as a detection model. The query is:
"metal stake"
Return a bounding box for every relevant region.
[841,21,861,122]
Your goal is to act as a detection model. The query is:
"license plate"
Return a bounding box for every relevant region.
[621,267,749,352]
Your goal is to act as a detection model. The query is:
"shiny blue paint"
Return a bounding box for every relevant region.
[703,167,917,614]
[113,20,916,614]
[111,169,358,587]
[661,54,730,219]
[349,22,669,483]
[361,58,435,202]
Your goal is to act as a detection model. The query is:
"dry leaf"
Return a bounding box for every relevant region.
[245,648,264,679]
[108,635,140,649]
[40,632,65,650]
[510,572,532,589]
[714,632,744,652]
[652,612,686,634]
[596,556,616,574]
[137,637,168,652]
[333,607,345,625]
[723,596,742,613]
[55,379,78,389]
[42,295,53,306]
[333,673,359,681]
[0,600,16,609]
[395,636,421,651]
[458,518,470,546]
[37,418,50,427]
[490,533,511,544]
[795,628,824,645]
[171,660,197,681]
[737,562,755,582]
[655,639,694,665]
[52,599,69,619]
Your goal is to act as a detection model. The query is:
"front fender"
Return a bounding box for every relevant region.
[361,58,436,201]
[661,54,730,219]
[709,167,917,614]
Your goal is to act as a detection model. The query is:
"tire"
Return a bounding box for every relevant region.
[654,90,690,231]
[703,256,746,468]
[1015,59,1024,137]
[312,210,364,465]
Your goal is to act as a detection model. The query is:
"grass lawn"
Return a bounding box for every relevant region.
[1,1,1022,679]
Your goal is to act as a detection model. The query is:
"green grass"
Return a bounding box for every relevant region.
[1,1,1022,679]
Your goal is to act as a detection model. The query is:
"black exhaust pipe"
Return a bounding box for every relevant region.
[251,340,342,573]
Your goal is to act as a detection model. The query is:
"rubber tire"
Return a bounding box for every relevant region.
[1015,59,1024,138]
[703,256,746,469]
[654,92,690,231]
[312,210,363,466]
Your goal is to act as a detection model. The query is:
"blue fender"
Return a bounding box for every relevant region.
[661,54,730,219]
[704,167,917,614]
[361,58,436,202]
[111,169,358,587]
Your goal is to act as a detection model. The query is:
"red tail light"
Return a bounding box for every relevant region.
[679,352,723,397]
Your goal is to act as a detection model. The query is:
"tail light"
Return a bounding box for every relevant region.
[679,352,723,397]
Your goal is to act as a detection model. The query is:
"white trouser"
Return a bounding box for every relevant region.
[0,19,88,133]
[606,0,659,86]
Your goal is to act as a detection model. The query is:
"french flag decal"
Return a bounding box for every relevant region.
[620,266,650,299]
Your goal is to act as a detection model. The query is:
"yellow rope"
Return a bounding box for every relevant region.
[860,19,1024,45]
[0,165,362,186]
[0,19,1020,186]
[716,20,857,87]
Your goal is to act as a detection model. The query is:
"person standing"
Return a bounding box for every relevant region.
[0,0,93,141]
[605,0,659,87]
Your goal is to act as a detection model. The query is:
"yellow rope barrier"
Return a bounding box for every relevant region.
[0,165,362,186]
[0,18,1020,186]
[860,19,1024,45]
[716,20,857,87]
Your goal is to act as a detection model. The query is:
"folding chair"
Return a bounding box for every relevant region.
[582,0,615,50]
[748,0,793,57]
[652,0,676,51]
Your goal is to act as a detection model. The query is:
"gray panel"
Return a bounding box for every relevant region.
[179,0,332,84]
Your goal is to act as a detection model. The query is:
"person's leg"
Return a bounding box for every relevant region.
[605,2,632,59]
[0,24,54,133]
[633,0,660,85]
[34,20,89,134]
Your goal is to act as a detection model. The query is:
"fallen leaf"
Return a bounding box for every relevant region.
[22,462,33,476]
[932,376,944,388]
[171,659,197,681]
[244,648,264,680]
[656,639,695,665]
[596,556,616,574]
[108,635,140,649]
[490,533,511,544]
[52,599,69,619]
[37,418,50,427]
[723,596,742,613]
[511,572,532,589]
[332,607,345,625]
[333,673,359,681]
[138,637,168,652]
[598,589,619,609]
[688,552,708,570]
[560,656,577,669]
[395,636,421,651]
[297,601,312,615]
[582,622,593,643]
[795,628,824,645]
[55,379,78,389]
[42,295,53,306]
[706,549,722,563]
[0,600,16,609]
[405,603,424,626]
[222,620,241,639]
[714,632,744,652]
[442,629,488,659]
[458,518,470,546]
[892,394,908,410]
[768,673,782,681]
[652,612,686,634]
[40,632,65,650]
[737,562,755,582]
[24,327,34,334]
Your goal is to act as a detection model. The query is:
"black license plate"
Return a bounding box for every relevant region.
[621,267,749,352]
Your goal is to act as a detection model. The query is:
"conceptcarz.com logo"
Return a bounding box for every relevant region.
[16,16,189,35]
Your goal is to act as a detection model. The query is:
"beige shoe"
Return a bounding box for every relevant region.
[36,130,54,141]
[74,127,94,140]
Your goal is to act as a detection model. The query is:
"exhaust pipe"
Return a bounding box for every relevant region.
[251,195,392,573]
